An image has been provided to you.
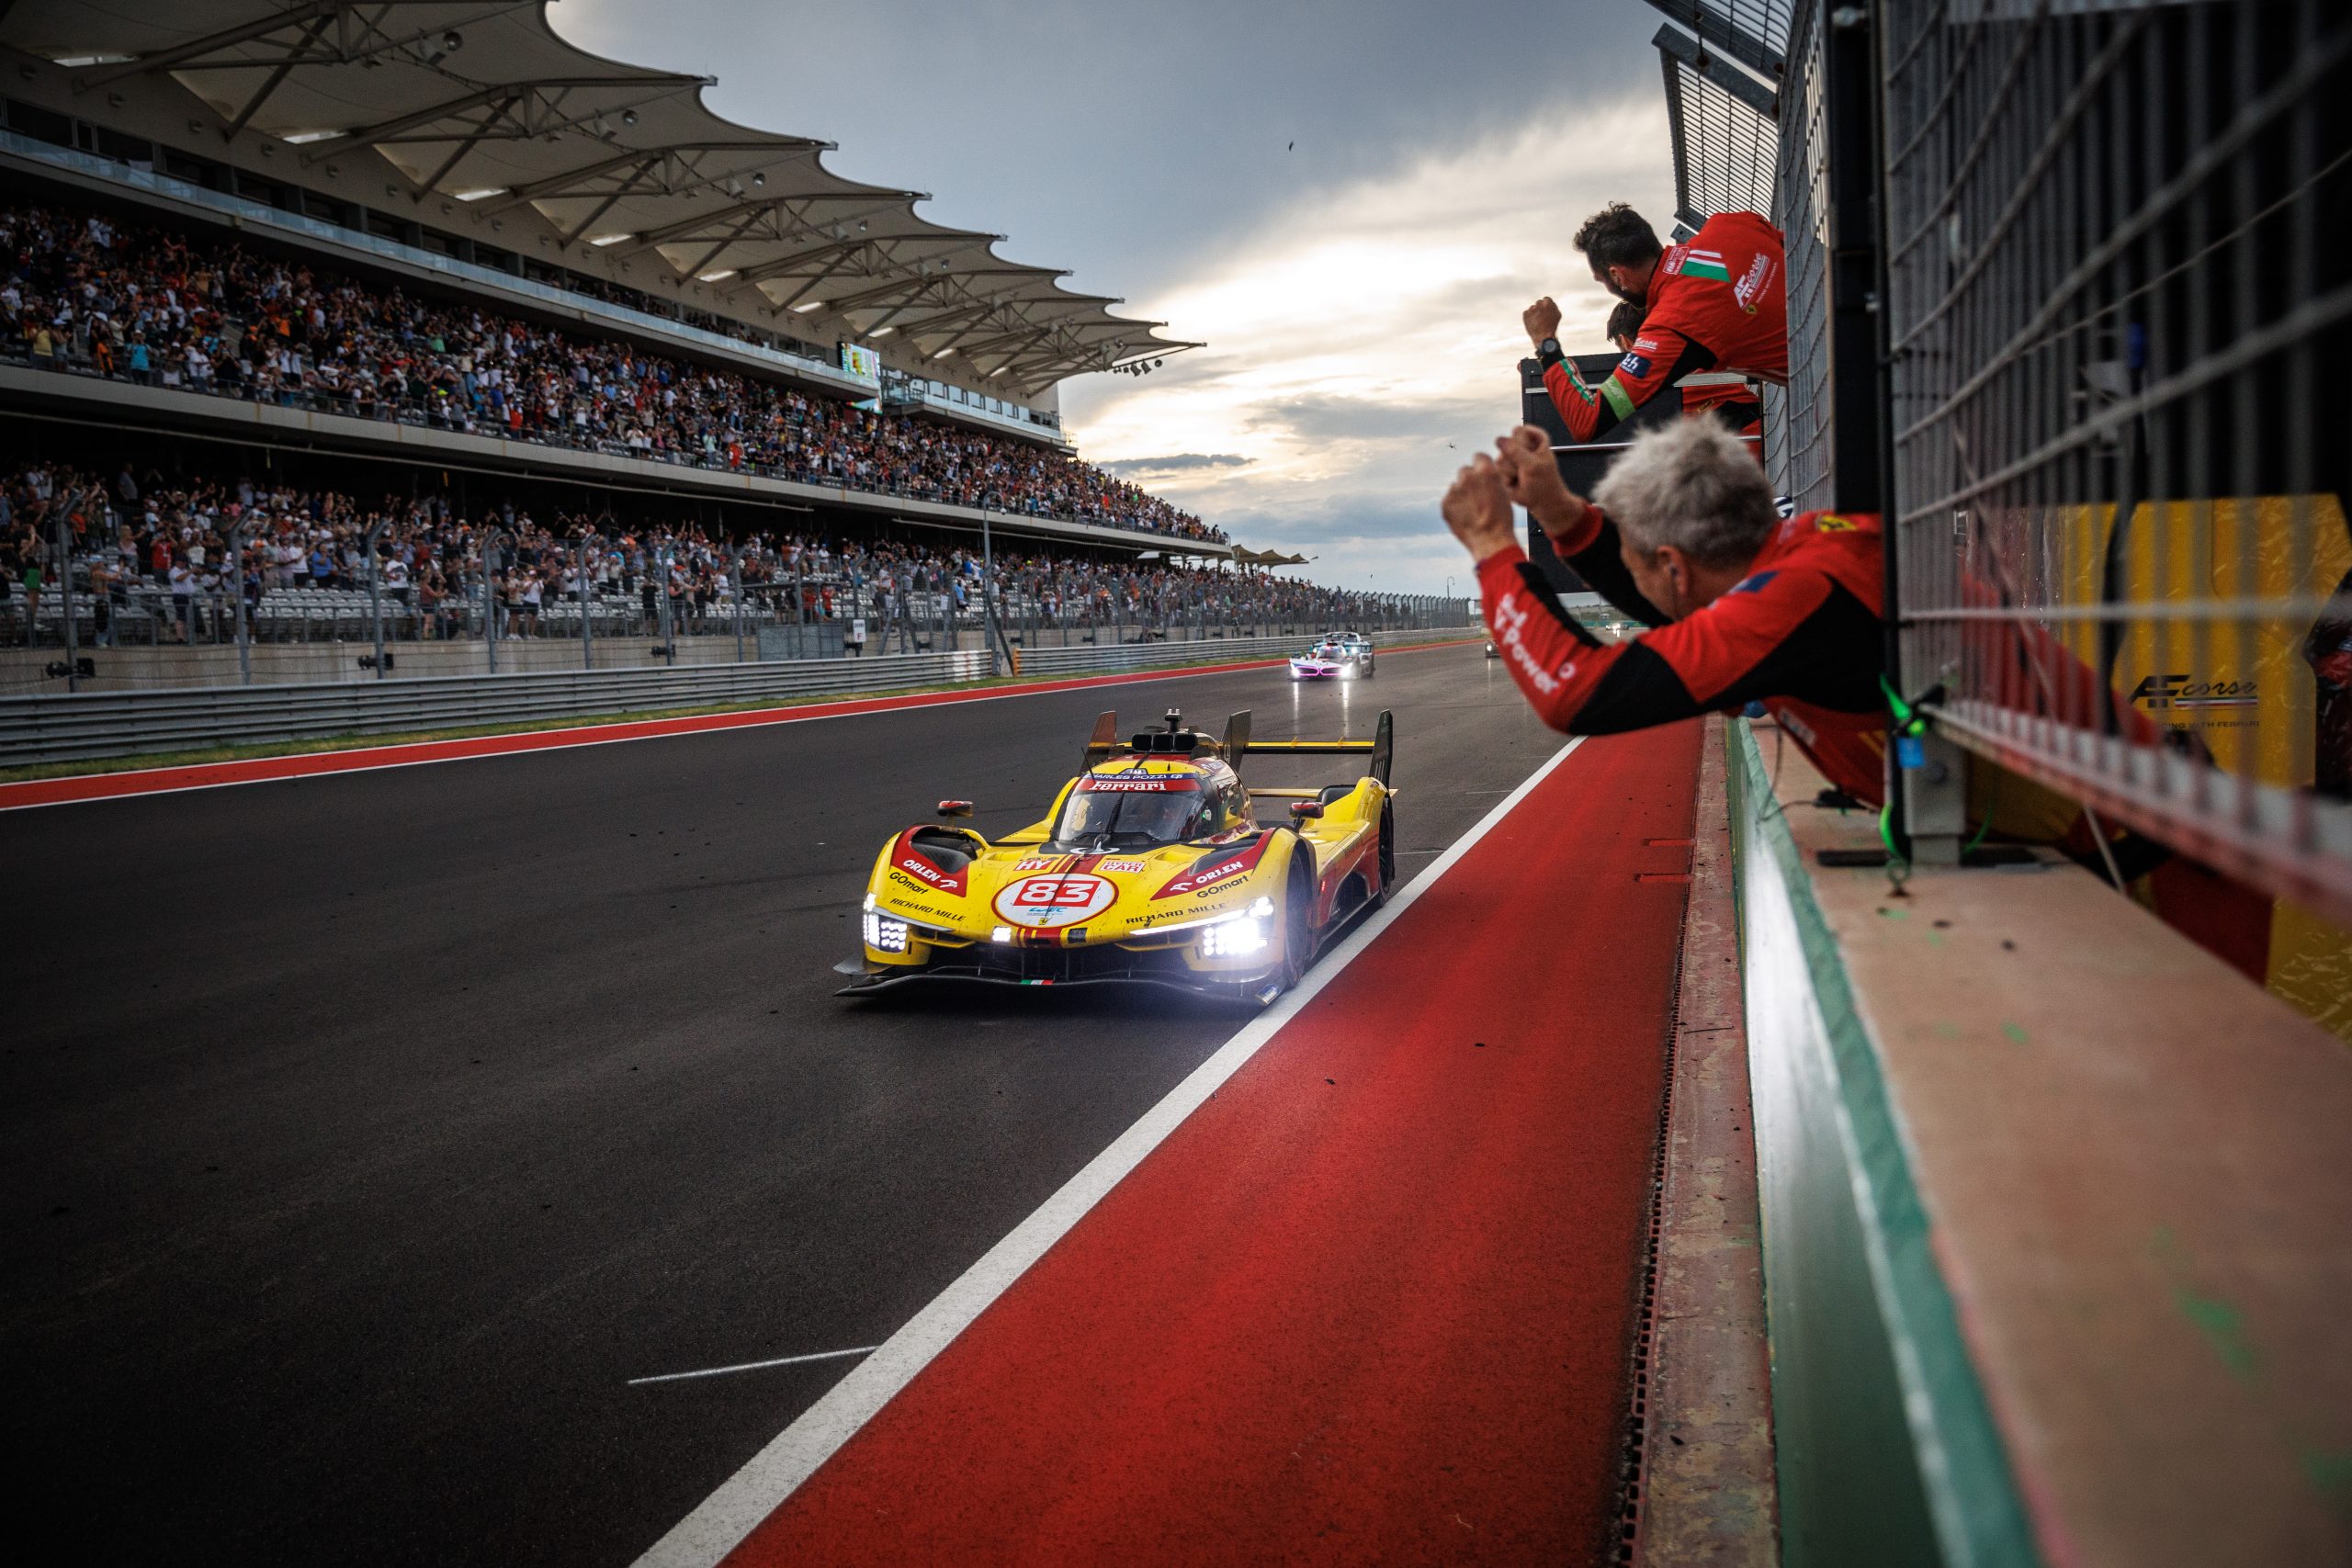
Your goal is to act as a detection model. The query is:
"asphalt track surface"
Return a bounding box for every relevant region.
[6,645,1578,1566]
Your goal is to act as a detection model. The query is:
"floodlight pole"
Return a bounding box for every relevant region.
[226,513,254,685]
[730,546,746,664]
[364,515,389,678]
[576,535,594,670]
[656,543,675,660]
[481,525,503,674]
[982,509,1013,672]
[51,498,78,690]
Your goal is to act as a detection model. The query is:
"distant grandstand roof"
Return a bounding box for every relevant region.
[1638,2,1785,239]
[5,0,1196,392]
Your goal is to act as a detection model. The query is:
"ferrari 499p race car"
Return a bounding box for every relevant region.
[839,706,1396,1006]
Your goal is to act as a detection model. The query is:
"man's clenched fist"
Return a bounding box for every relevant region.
[1442,456,1516,565]
[1521,296,1562,346]
[1492,423,1589,545]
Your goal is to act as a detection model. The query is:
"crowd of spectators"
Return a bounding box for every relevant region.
[0,199,1216,542]
[1,461,1433,649]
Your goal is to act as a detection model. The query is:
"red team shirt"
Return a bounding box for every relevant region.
[1478,504,1888,802]
[1542,210,1790,443]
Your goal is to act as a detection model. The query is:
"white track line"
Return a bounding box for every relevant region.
[628,1347,880,1387]
[631,734,1588,1568]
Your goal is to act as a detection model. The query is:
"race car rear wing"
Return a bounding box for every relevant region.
[1082,707,1392,786]
[1238,708,1393,787]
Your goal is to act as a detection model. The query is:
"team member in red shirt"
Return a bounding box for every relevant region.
[1442,418,2273,978]
[1524,204,1786,445]
[1605,301,1761,436]
[1448,417,1883,798]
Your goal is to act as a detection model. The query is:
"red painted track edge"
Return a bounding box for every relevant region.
[714,723,1704,1567]
[2,640,1479,812]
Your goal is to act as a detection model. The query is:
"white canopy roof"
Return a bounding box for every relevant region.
[6,0,1198,392]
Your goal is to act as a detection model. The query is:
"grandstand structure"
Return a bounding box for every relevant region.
[0,0,1219,563]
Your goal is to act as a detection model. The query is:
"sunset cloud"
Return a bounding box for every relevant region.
[1062,96,1673,592]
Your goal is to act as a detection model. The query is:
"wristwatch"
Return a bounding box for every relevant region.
[1535,336,1565,369]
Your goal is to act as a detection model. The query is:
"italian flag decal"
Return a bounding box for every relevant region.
[1680,247,1732,282]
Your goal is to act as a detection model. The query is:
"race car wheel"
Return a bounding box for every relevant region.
[1373,800,1396,906]
[1275,851,1317,993]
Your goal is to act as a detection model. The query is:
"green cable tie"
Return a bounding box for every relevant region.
[1879,673,1927,739]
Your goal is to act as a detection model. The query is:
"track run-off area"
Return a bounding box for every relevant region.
[5,643,1702,1565]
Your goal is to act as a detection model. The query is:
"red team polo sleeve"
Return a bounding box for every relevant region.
[1538,323,1715,445]
[1540,210,1790,445]
[1476,541,1849,735]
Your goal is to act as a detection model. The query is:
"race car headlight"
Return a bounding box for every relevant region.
[1198,915,1266,957]
[863,913,910,953]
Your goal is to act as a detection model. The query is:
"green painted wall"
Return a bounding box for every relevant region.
[1727,723,2042,1568]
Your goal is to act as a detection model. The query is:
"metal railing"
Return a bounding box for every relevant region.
[1877,0,2352,919]
[1,572,1467,694]
[0,628,1466,766]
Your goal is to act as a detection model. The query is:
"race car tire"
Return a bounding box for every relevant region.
[1274,849,1317,994]
[1372,799,1396,907]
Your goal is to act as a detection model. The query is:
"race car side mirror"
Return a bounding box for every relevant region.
[936,799,975,818]
[1288,801,1323,820]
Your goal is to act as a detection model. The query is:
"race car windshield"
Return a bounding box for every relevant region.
[1054,786,1203,846]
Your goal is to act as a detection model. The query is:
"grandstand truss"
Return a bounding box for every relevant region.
[1641,1,1788,238]
[1,1,1195,393]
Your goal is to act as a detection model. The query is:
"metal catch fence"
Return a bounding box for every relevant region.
[1876,0,2352,919]
[0,628,1466,766]
[1689,0,2352,919]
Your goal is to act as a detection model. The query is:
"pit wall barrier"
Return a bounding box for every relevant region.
[0,630,1448,767]
[1725,718,2352,1568]
[1726,722,2031,1567]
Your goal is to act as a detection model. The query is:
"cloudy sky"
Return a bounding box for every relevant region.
[563,1,1675,595]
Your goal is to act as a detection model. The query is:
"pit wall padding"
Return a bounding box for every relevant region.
[1725,720,2041,1568]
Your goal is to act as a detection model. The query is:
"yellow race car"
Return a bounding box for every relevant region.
[838,706,1396,1006]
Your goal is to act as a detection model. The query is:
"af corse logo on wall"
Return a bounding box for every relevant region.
[2129,673,2258,710]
